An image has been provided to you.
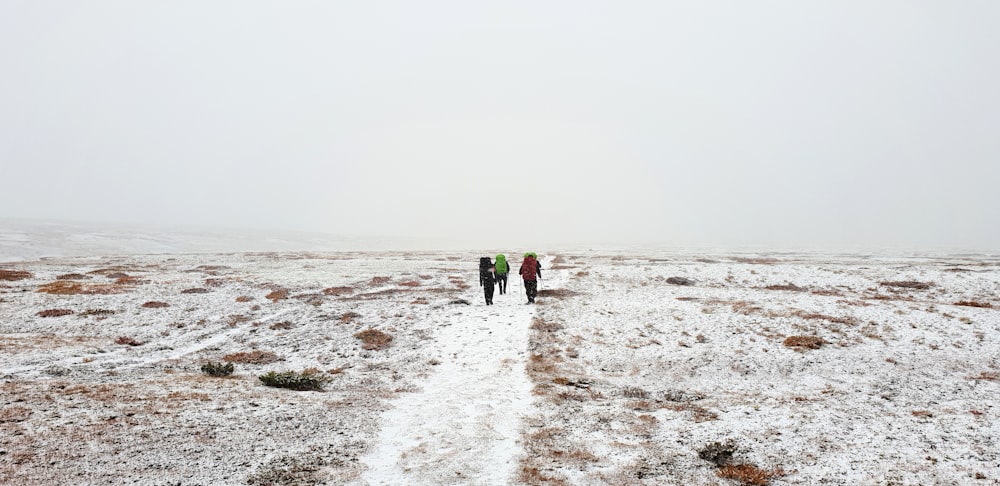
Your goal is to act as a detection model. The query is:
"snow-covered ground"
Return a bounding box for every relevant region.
[1,247,999,485]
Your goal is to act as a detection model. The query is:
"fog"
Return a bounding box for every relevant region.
[2,2,998,250]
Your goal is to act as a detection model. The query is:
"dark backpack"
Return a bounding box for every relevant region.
[479,257,492,286]
[520,256,537,280]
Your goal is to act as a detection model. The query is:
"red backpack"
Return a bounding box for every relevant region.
[520,256,538,280]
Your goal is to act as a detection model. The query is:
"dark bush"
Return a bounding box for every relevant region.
[201,361,235,377]
[259,370,331,391]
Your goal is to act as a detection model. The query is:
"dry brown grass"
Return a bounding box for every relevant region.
[322,286,354,296]
[733,257,779,265]
[223,350,281,364]
[265,289,289,302]
[141,301,169,308]
[518,467,569,485]
[970,371,999,381]
[181,288,210,294]
[37,280,129,295]
[114,336,142,346]
[269,321,293,330]
[340,312,361,323]
[911,410,933,418]
[717,464,785,485]
[0,406,32,422]
[369,276,391,286]
[530,317,563,332]
[792,311,857,325]
[80,308,116,317]
[0,269,32,281]
[398,280,421,287]
[235,295,254,302]
[536,289,580,298]
[783,335,825,349]
[763,283,807,291]
[880,281,933,290]
[55,273,89,280]
[355,329,393,350]
[37,309,74,318]
[954,301,992,308]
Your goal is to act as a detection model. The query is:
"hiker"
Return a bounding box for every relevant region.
[518,252,542,303]
[494,254,509,295]
[479,257,496,305]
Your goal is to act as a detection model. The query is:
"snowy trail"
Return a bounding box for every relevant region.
[360,265,554,485]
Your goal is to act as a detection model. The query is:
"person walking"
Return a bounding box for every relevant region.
[494,254,510,295]
[479,257,496,305]
[518,252,542,303]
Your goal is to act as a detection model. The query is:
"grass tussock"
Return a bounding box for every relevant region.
[398,280,421,287]
[235,295,254,302]
[0,269,32,281]
[37,309,74,318]
[259,369,331,391]
[55,273,89,280]
[783,335,825,349]
[224,350,281,364]
[181,288,210,294]
[141,301,169,308]
[369,276,391,286]
[114,336,142,346]
[354,329,392,350]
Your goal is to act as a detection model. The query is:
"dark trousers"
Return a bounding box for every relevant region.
[524,280,537,302]
[484,283,495,305]
[496,273,508,294]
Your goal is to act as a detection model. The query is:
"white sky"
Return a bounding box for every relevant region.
[2,1,998,250]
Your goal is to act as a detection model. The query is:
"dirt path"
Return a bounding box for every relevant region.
[360,271,544,485]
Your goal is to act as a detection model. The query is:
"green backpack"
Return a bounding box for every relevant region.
[495,254,509,274]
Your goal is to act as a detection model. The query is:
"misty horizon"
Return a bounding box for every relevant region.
[3,2,999,251]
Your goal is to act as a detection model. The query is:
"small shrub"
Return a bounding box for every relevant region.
[224,350,281,364]
[259,370,331,391]
[354,328,393,350]
[667,277,695,286]
[0,269,32,281]
[142,301,169,308]
[201,361,234,377]
[269,321,293,330]
[783,335,825,349]
[698,440,738,466]
[115,336,142,346]
[37,309,74,318]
